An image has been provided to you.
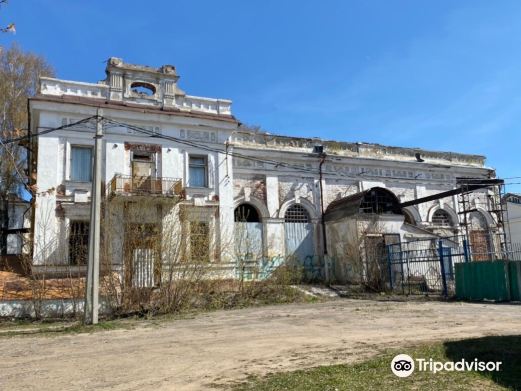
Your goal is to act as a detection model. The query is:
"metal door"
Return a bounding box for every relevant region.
[284,222,314,265]
[235,222,263,260]
[132,248,155,288]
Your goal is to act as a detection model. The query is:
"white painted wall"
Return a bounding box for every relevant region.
[30,60,497,279]
[507,201,521,244]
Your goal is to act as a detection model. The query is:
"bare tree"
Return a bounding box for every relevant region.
[0,44,54,255]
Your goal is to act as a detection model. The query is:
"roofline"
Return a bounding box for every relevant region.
[29,95,238,124]
[233,129,486,162]
[40,76,108,89]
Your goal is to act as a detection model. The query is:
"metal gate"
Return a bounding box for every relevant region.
[284,204,317,278]
[285,222,314,262]
[387,237,466,296]
[235,222,263,258]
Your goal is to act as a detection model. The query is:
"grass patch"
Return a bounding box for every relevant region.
[0,317,137,337]
[0,284,322,337]
[234,336,521,391]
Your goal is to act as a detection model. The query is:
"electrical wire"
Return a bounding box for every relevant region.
[1,114,517,188]
[0,116,98,145]
[104,117,496,184]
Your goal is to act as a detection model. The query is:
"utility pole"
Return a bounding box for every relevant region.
[85,109,103,324]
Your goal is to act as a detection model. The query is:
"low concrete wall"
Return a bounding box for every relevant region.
[0,299,111,318]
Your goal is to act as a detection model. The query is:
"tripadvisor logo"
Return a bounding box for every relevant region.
[391,354,415,377]
[391,354,502,378]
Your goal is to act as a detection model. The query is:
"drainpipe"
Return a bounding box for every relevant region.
[27,99,35,260]
[319,153,327,255]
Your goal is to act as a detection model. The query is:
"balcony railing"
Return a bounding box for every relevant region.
[107,174,183,197]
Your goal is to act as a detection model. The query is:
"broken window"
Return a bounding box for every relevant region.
[403,209,415,225]
[69,221,89,265]
[359,188,401,215]
[234,204,260,222]
[432,209,453,227]
[130,82,156,96]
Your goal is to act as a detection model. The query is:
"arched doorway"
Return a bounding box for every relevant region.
[469,211,492,261]
[284,204,314,266]
[234,204,263,262]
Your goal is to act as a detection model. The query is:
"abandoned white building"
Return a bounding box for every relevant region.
[505,193,521,244]
[27,58,503,284]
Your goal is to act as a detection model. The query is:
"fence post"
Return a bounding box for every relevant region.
[438,239,448,298]
[463,239,470,263]
[387,245,393,291]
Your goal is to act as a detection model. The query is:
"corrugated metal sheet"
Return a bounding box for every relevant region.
[285,222,314,265]
[509,261,521,301]
[235,222,263,259]
[132,248,155,288]
[455,261,511,302]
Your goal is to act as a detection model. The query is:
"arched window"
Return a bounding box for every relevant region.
[284,204,310,223]
[234,204,260,222]
[359,188,402,215]
[432,209,453,227]
[130,82,156,96]
[469,211,488,230]
[403,209,415,225]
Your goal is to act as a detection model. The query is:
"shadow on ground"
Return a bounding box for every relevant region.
[444,335,521,390]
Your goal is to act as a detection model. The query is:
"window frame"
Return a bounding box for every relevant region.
[70,145,93,182]
[432,209,453,228]
[68,220,90,265]
[188,155,208,188]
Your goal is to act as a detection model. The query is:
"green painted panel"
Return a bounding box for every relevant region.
[509,261,521,301]
[455,261,511,302]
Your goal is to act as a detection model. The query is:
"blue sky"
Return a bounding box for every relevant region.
[3,0,521,192]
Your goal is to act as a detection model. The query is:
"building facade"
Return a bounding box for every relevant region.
[505,194,521,244]
[28,58,501,283]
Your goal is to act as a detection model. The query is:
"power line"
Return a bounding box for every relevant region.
[104,117,486,184]
[2,114,509,188]
[0,116,98,145]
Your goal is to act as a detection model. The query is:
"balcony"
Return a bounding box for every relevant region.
[107,174,183,198]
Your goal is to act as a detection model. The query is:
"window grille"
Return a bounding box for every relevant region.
[284,204,310,223]
[359,189,401,214]
[432,209,452,227]
[69,221,89,265]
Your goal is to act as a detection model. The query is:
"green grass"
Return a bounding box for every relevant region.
[233,336,521,391]
[0,285,321,337]
[0,318,137,337]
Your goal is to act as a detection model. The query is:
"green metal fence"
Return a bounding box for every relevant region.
[387,235,521,299]
[509,261,521,301]
[455,261,511,301]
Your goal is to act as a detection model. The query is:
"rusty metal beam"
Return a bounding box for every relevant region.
[400,179,504,208]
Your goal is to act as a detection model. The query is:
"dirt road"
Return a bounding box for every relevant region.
[1,299,520,390]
